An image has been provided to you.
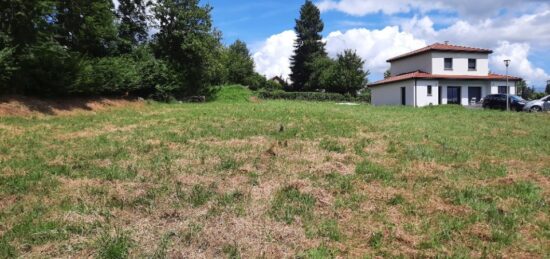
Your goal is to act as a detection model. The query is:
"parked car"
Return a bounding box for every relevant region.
[523,95,550,112]
[482,94,527,111]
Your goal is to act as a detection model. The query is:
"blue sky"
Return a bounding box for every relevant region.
[204,0,550,90]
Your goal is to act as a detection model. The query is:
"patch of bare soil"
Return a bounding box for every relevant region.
[0,95,145,117]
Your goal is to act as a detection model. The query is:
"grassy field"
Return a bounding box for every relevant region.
[1,86,549,258]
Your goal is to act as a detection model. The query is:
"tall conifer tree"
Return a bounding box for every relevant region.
[289,0,326,91]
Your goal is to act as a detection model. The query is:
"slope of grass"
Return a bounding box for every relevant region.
[0,100,549,258]
[213,85,252,103]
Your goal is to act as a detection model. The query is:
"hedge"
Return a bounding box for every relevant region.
[257,90,370,103]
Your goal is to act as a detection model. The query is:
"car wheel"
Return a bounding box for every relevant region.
[530,106,542,113]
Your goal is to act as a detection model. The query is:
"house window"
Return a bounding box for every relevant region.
[444,58,453,70]
[468,59,477,70]
[498,86,508,94]
[427,85,433,96]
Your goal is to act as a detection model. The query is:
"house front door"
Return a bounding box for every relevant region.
[447,86,461,105]
[468,87,482,104]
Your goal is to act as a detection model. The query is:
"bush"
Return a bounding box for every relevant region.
[0,47,17,93]
[257,90,370,103]
[71,56,141,95]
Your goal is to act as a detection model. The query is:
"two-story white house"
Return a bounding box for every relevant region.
[368,43,521,107]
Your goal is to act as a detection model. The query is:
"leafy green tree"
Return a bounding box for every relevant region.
[546,80,550,95]
[318,50,368,96]
[289,0,326,91]
[117,0,150,53]
[55,0,119,57]
[152,0,221,96]
[224,40,254,86]
[516,79,528,98]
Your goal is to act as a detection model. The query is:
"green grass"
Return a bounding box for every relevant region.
[270,186,316,224]
[0,89,549,257]
[96,230,132,259]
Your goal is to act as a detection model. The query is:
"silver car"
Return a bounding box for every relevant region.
[523,95,550,112]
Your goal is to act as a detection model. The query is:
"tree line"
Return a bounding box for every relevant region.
[0,0,369,99]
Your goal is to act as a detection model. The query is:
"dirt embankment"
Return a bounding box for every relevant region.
[0,96,145,117]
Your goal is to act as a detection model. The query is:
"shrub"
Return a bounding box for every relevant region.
[257,90,370,103]
[71,56,141,95]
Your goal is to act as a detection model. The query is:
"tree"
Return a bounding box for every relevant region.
[152,0,221,96]
[516,79,528,98]
[289,0,326,92]
[55,0,119,57]
[315,50,368,95]
[224,40,254,86]
[384,70,391,79]
[546,80,550,95]
[117,0,150,53]
[329,50,368,95]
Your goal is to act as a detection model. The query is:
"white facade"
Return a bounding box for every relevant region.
[371,45,519,107]
[390,52,489,77]
[391,53,432,76]
[371,80,517,107]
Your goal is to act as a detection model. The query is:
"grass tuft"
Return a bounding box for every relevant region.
[96,230,132,259]
[270,186,316,224]
[355,160,393,182]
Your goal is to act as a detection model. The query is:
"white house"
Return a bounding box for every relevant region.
[368,43,522,107]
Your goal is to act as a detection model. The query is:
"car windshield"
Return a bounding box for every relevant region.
[511,96,525,102]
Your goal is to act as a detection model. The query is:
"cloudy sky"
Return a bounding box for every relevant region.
[207,0,549,89]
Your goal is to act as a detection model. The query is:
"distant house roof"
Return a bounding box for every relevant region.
[387,43,493,62]
[368,71,521,87]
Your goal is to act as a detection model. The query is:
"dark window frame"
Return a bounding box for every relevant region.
[427,85,433,96]
[444,58,453,70]
[468,59,477,71]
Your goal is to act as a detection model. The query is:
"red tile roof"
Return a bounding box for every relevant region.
[387,43,493,62]
[368,71,521,87]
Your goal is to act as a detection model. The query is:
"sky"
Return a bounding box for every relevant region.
[203,0,550,90]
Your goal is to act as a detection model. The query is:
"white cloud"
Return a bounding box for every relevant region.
[316,0,548,19]
[490,41,549,86]
[324,27,426,75]
[252,30,297,80]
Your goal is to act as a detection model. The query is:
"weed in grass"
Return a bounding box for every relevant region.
[541,168,550,177]
[188,184,216,207]
[217,191,245,207]
[181,223,203,245]
[353,138,373,156]
[324,173,354,194]
[369,232,383,249]
[314,219,341,241]
[151,232,174,259]
[355,160,393,182]
[270,186,316,224]
[333,193,364,210]
[222,243,241,259]
[299,245,336,259]
[247,172,259,186]
[219,157,240,171]
[387,194,405,206]
[319,139,346,153]
[96,230,132,259]
[0,237,16,258]
[0,171,59,196]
